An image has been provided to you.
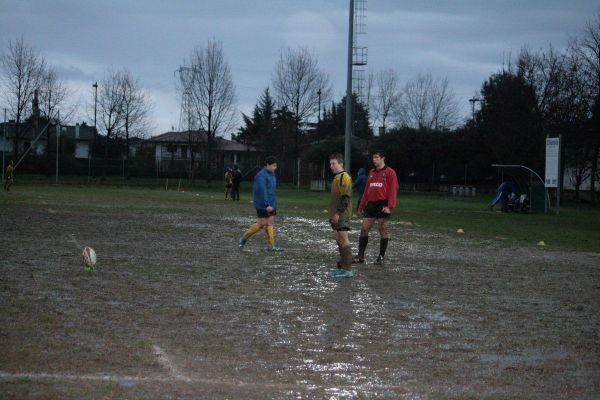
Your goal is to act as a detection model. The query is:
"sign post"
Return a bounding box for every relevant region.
[545,136,561,214]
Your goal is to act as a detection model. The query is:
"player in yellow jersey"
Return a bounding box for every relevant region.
[224,167,233,199]
[4,160,14,192]
[328,153,354,278]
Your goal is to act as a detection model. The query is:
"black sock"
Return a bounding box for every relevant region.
[379,238,389,257]
[358,236,368,258]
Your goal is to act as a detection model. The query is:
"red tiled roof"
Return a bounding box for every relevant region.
[146,130,261,152]
[147,130,206,143]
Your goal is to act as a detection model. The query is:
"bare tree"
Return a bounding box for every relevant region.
[571,14,600,202]
[97,68,126,179]
[39,66,73,123]
[516,46,593,199]
[272,46,331,182]
[121,69,153,178]
[179,39,236,182]
[372,69,400,134]
[38,66,74,164]
[364,72,375,131]
[396,73,459,130]
[0,37,46,158]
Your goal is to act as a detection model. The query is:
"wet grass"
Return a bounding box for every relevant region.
[1,182,599,252]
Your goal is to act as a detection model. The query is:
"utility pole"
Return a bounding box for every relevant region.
[55,110,60,185]
[469,96,480,121]
[92,82,98,179]
[2,108,6,184]
[344,0,354,174]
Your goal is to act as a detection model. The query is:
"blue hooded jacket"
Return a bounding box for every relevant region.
[253,167,277,209]
[353,168,367,198]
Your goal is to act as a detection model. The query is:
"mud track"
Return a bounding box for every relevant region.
[1,201,599,399]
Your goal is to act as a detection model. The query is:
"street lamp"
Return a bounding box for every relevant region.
[317,89,322,140]
[317,89,322,121]
[93,82,98,128]
[90,82,98,180]
[468,96,480,121]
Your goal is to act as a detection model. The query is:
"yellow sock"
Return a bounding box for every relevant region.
[243,223,262,240]
[266,225,275,246]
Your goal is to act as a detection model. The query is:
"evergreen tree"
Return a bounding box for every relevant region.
[318,94,372,139]
[233,88,275,147]
[476,71,543,171]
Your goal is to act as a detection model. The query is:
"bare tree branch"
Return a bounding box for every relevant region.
[178,39,237,182]
[0,36,46,157]
[396,73,459,130]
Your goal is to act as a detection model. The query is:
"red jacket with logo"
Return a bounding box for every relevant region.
[358,166,398,212]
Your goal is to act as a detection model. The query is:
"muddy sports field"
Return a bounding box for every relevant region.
[0,187,599,399]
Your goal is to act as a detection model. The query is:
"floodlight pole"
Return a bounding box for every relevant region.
[344,0,354,174]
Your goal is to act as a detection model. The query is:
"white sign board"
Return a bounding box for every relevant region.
[545,137,560,188]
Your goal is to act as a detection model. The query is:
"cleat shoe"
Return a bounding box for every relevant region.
[84,265,94,273]
[331,268,354,278]
[352,256,365,264]
[238,237,247,249]
[267,245,284,252]
[375,255,384,265]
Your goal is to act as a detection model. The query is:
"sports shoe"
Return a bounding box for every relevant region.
[238,237,247,249]
[84,265,94,273]
[267,245,284,252]
[375,255,384,265]
[331,268,354,278]
[352,256,365,264]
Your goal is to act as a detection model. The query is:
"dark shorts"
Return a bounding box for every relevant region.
[256,208,276,218]
[330,218,351,231]
[225,183,232,188]
[363,200,391,219]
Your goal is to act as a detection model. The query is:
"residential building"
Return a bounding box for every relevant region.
[144,130,263,179]
[0,120,95,160]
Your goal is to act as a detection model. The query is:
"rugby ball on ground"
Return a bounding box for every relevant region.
[82,246,97,270]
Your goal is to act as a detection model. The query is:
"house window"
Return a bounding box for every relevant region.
[181,145,187,159]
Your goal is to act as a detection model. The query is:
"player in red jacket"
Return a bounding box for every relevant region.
[354,150,398,265]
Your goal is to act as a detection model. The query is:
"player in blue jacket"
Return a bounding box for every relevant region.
[489,181,517,212]
[239,156,284,251]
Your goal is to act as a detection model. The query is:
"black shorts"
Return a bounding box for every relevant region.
[256,208,276,218]
[225,183,232,188]
[363,200,391,219]
[330,218,351,231]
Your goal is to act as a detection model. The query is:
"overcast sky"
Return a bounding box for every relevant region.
[1,0,598,137]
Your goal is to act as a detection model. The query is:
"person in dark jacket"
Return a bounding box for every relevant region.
[353,167,367,211]
[231,164,242,201]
